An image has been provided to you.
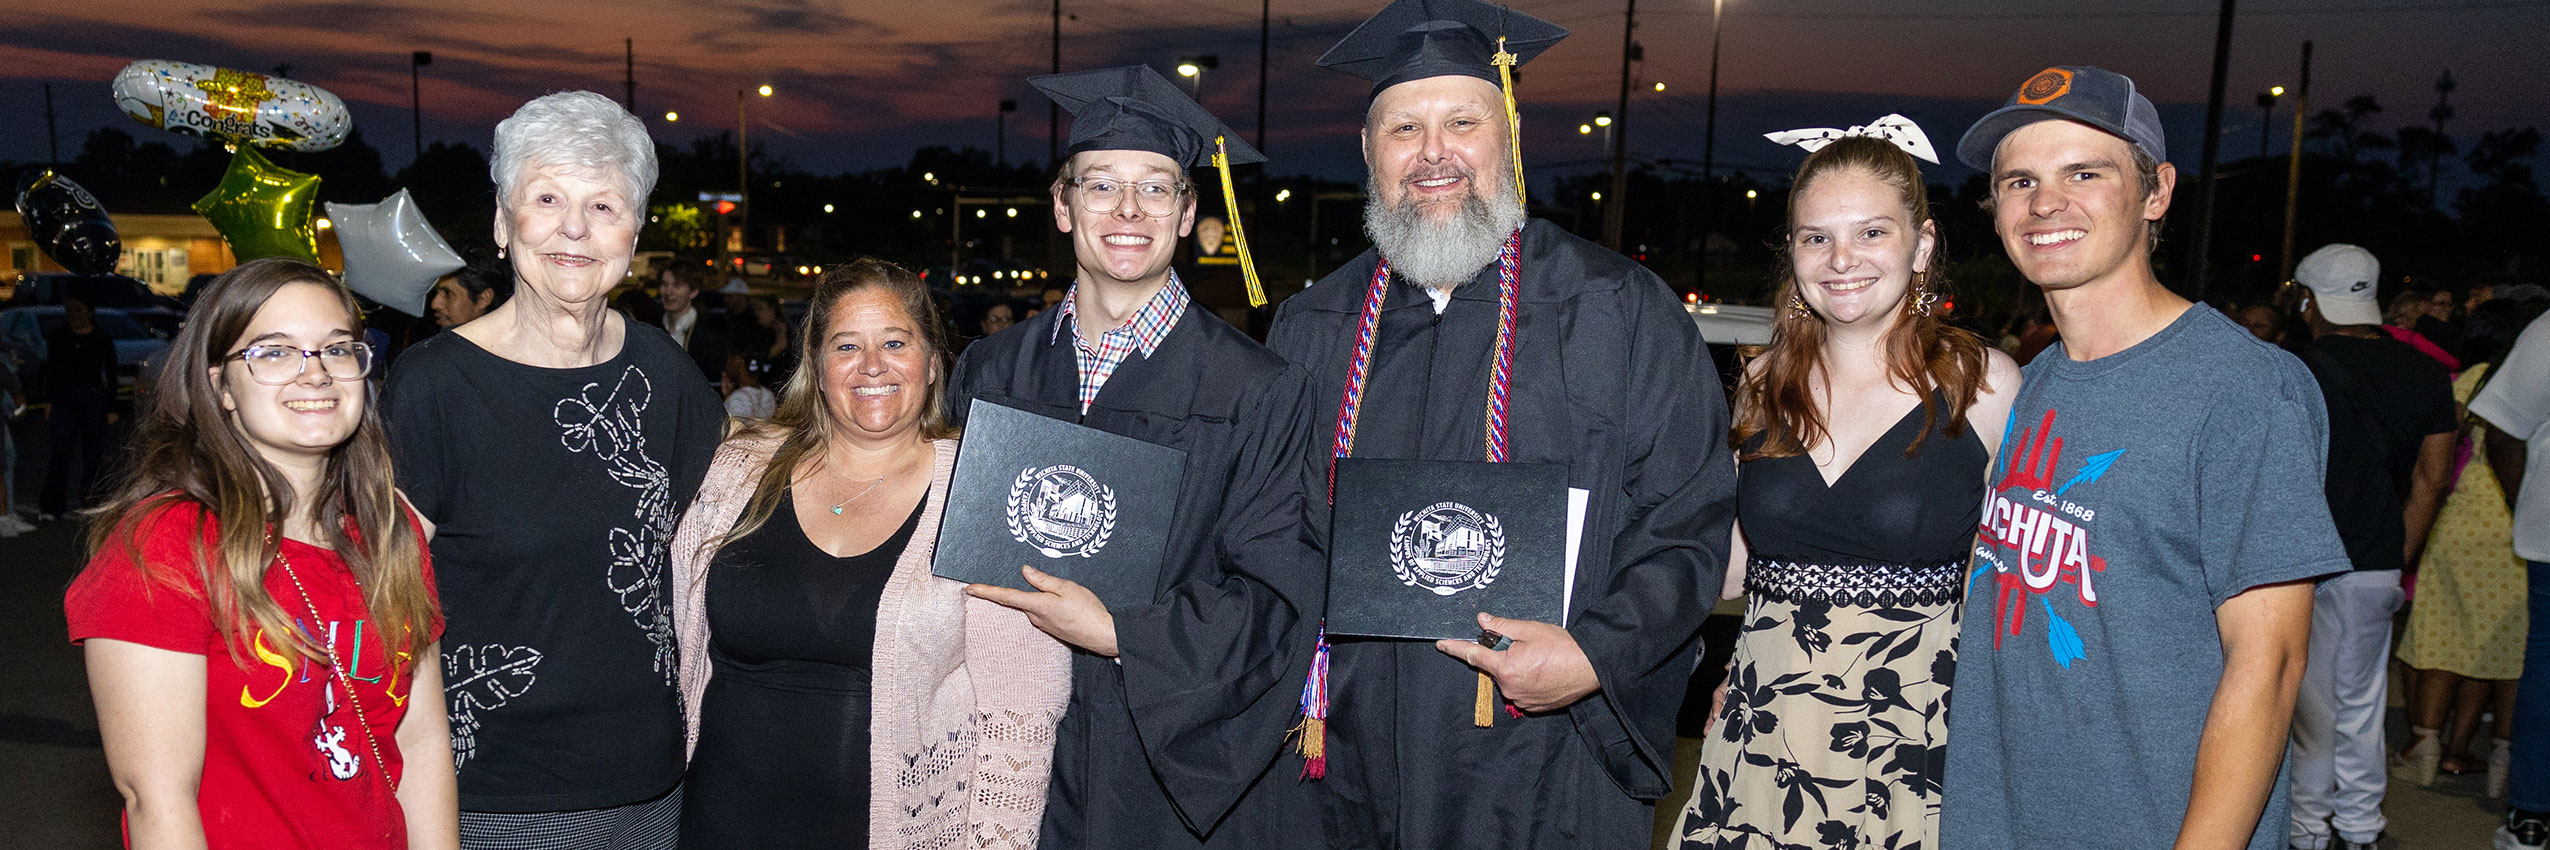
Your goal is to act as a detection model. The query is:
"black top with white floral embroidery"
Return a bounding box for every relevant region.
[385,323,724,812]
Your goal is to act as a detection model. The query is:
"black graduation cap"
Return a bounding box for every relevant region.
[1325,458,1570,641]
[932,399,1189,610]
[1031,65,1274,306]
[1030,65,1264,169]
[1317,0,1568,96]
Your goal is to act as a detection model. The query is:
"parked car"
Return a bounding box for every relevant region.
[1690,302,1776,396]
[0,305,174,400]
[8,272,182,311]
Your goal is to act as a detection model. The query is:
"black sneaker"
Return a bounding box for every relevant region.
[2499,810,2550,850]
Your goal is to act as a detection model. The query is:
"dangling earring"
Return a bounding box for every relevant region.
[497,245,507,259]
[1788,293,1814,318]
[1908,271,1939,317]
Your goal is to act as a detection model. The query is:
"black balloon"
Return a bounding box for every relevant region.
[15,170,123,276]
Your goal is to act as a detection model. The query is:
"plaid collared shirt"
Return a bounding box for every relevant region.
[1052,275,1189,413]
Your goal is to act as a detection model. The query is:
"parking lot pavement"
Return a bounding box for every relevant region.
[0,510,122,850]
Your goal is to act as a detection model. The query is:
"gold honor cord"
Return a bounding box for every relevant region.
[1493,36,1526,209]
[1474,33,1525,728]
[1212,136,1268,307]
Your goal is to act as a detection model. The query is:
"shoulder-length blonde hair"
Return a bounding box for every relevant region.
[712,258,957,552]
[83,257,434,665]
[1732,136,1990,461]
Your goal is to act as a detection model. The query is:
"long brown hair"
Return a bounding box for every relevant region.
[1732,136,1990,461]
[712,258,957,553]
[83,257,435,666]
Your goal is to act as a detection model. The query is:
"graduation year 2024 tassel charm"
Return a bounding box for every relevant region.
[1210,136,1267,308]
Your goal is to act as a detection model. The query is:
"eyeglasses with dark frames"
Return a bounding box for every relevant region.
[229,341,375,385]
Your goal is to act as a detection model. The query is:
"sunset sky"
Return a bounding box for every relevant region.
[4,0,2545,186]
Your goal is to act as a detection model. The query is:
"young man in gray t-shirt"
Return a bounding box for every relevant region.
[1939,66,2348,850]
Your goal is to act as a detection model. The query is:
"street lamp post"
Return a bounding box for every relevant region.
[2430,70,2455,207]
[1696,0,1725,291]
[1603,0,1638,251]
[998,99,1018,168]
[735,84,772,264]
[2185,0,2237,300]
[2256,86,2283,159]
[1176,55,1219,100]
[410,51,432,166]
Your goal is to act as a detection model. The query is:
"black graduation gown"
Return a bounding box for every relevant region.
[947,300,1327,848]
[1263,218,1738,850]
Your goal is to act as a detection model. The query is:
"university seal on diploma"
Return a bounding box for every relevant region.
[1006,464,1118,559]
[1389,501,1505,596]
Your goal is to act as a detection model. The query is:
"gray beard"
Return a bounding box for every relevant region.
[1364,178,1527,290]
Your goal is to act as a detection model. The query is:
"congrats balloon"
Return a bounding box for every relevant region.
[112,59,351,151]
[14,170,123,276]
[325,190,465,318]
[194,146,321,264]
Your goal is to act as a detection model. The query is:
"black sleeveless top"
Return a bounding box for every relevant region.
[679,491,924,850]
[1739,396,1988,567]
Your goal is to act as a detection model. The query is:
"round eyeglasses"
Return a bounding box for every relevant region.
[230,342,375,385]
[1068,176,1188,217]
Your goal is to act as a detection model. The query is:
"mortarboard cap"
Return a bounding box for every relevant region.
[1030,65,1274,306]
[1030,65,1264,169]
[1318,0,1568,96]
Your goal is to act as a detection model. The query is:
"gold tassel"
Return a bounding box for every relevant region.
[1212,136,1268,307]
[1474,672,1496,727]
[1492,36,1526,209]
[1289,715,1328,778]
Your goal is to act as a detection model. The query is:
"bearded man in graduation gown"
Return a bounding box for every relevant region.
[1262,1,1739,847]
[953,66,1328,849]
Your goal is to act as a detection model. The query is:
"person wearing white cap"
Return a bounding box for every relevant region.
[2283,243,2459,850]
[2293,244,2387,327]
[1940,66,2347,850]
[716,277,752,318]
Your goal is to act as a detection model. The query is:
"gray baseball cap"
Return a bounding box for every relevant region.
[1957,66,2167,172]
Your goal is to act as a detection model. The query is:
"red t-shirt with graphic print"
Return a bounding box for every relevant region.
[65,499,442,850]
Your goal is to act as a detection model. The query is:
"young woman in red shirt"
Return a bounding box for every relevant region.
[65,257,454,849]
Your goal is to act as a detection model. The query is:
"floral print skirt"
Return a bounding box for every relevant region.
[1674,559,1962,850]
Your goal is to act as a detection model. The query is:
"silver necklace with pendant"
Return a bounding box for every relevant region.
[829,475,888,515]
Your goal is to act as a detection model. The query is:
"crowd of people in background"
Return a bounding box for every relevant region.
[11,4,2550,849]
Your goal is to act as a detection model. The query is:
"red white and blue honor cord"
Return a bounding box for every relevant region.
[1299,228,1523,777]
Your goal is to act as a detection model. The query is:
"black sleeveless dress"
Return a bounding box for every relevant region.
[679,492,924,850]
[1676,397,1986,850]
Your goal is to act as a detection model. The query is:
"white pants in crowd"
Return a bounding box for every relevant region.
[2288,569,2406,848]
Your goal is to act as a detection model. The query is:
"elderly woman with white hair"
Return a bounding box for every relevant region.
[384,90,724,850]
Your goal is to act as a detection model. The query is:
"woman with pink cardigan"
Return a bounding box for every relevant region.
[669,259,1070,850]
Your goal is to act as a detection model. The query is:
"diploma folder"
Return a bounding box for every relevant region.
[932,399,1188,610]
[1326,458,1569,641]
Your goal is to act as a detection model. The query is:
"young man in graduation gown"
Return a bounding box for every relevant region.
[955,66,1328,849]
[1262,1,1739,847]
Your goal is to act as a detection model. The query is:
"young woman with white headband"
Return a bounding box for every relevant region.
[1671,116,2020,850]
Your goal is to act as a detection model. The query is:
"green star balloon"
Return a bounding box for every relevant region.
[193,146,321,264]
